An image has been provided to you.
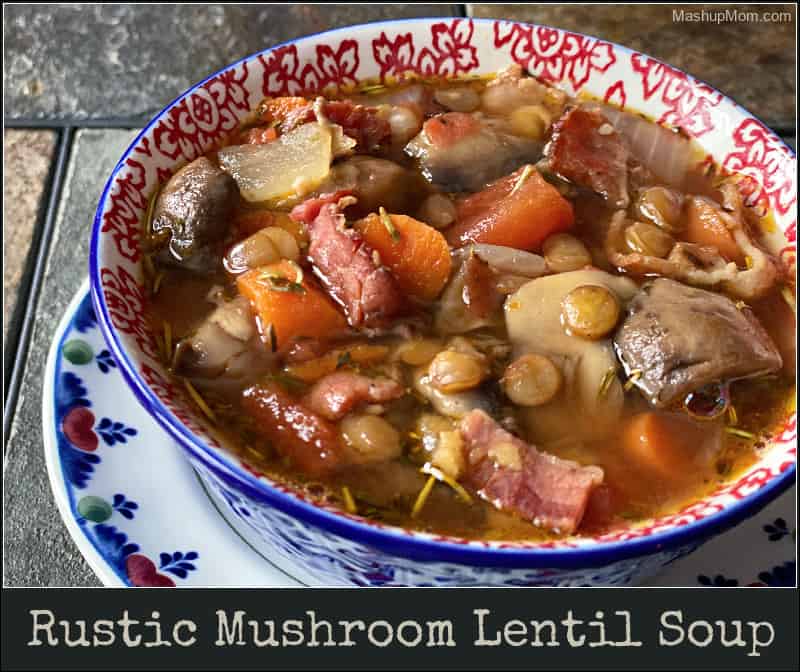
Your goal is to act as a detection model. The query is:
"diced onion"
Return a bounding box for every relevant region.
[471,244,548,278]
[218,122,333,203]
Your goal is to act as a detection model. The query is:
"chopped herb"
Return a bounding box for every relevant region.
[268,371,308,394]
[258,261,305,293]
[152,271,165,295]
[421,464,472,504]
[265,323,277,353]
[358,83,388,95]
[336,351,353,370]
[411,475,437,518]
[143,183,161,238]
[142,254,156,280]
[618,511,642,521]
[341,486,357,514]
[510,165,534,195]
[379,206,400,242]
[780,286,796,315]
[597,367,618,400]
[725,426,757,440]
[163,321,172,358]
[183,379,216,423]
[170,340,182,370]
[260,275,306,294]
[623,369,643,392]
[153,329,166,360]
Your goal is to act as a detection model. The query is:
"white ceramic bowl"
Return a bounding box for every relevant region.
[90,18,797,586]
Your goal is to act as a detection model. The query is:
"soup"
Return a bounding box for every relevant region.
[143,65,795,541]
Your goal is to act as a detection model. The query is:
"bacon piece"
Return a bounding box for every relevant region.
[289,191,352,224]
[458,410,603,534]
[258,97,390,150]
[304,372,404,421]
[292,196,405,327]
[241,383,344,477]
[240,125,278,145]
[545,106,630,208]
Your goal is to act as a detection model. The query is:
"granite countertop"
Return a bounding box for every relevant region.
[3,4,796,587]
[468,3,797,131]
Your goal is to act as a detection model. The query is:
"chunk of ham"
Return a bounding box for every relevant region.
[258,97,390,150]
[458,410,603,534]
[291,194,405,327]
[304,372,405,421]
[544,106,630,208]
[242,383,345,477]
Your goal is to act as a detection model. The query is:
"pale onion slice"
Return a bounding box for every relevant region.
[218,122,333,203]
[470,244,548,278]
[589,103,696,190]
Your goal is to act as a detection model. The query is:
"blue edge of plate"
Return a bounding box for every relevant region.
[54,292,130,586]
[86,18,797,572]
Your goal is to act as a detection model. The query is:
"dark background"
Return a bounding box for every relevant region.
[2,588,799,670]
[3,3,796,587]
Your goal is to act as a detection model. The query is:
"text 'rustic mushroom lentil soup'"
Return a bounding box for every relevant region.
[143,65,796,541]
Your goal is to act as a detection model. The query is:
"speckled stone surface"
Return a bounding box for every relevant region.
[4,3,459,122]
[3,129,137,587]
[468,3,796,130]
[3,130,56,345]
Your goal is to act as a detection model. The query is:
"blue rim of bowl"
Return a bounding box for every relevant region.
[90,17,796,570]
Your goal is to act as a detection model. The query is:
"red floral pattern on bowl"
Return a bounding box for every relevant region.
[89,19,796,585]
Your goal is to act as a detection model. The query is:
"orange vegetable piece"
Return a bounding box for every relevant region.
[258,96,311,132]
[285,344,391,383]
[447,166,574,251]
[243,126,278,144]
[242,382,344,477]
[684,196,743,263]
[354,212,452,301]
[621,412,702,479]
[237,260,346,350]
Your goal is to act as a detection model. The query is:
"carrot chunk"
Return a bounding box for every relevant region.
[243,126,278,145]
[285,344,391,383]
[354,212,452,301]
[621,412,703,479]
[447,166,574,251]
[242,382,344,476]
[237,260,346,350]
[258,96,311,131]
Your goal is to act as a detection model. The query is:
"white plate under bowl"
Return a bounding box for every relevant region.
[43,281,795,587]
